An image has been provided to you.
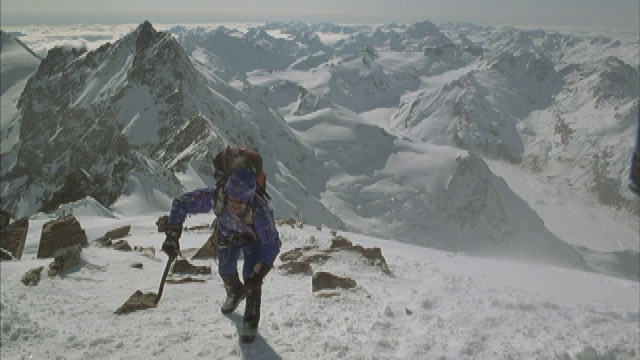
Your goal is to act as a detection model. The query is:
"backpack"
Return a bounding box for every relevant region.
[213,146,269,200]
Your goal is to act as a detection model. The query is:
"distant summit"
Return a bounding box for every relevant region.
[1,21,340,229]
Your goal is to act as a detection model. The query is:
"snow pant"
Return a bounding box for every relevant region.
[217,240,262,328]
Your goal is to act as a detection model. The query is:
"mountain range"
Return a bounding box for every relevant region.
[0,20,638,277]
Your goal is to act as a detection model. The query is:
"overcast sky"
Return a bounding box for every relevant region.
[2,0,639,28]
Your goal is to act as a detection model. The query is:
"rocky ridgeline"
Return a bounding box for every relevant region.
[3,211,392,311]
[0,211,151,286]
[278,232,392,298]
[0,209,28,260]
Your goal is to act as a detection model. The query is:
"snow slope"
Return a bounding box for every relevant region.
[1,203,638,359]
[1,21,638,359]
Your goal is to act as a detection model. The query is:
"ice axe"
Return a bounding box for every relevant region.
[154,252,179,304]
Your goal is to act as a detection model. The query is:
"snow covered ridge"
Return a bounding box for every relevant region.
[1,21,638,273]
[0,214,638,359]
[0,21,339,228]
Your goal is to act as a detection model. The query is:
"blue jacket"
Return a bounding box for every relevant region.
[168,188,281,266]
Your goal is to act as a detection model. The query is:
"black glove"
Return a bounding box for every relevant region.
[245,262,271,287]
[161,224,182,257]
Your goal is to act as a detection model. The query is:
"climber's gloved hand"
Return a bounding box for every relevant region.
[161,224,182,257]
[245,262,271,288]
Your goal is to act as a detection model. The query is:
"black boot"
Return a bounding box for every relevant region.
[220,273,245,314]
[240,277,262,343]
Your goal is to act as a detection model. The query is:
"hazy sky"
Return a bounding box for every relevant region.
[1,0,639,28]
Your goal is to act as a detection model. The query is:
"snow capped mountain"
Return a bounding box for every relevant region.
[402,20,454,51]
[170,24,331,75]
[324,49,419,113]
[0,22,339,228]
[1,19,638,360]
[520,56,639,214]
[1,20,638,277]
[391,72,526,162]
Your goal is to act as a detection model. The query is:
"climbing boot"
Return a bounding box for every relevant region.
[220,272,245,314]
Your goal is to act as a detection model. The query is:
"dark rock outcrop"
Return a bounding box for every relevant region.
[105,225,131,240]
[0,248,13,261]
[166,277,206,284]
[312,272,356,292]
[21,266,44,286]
[0,209,11,229]
[0,218,28,259]
[114,290,157,314]
[48,244,82,276]
[278,236,391,276]
[191,234,217,260]
[133,246,156,259]
[37,214,87,259]
[330,236,391,275]
[171,259,211,275]
[113,240,132,252]
[96,225,132,247]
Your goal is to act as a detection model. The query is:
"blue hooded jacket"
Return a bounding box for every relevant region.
[167,187,281,266]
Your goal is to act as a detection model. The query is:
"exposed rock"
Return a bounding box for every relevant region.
[278,236,392,277]
[278,246,329,275]
[312,272,356,292]
[306,253,331,263]
[48,244,82,277]
[279,245,318,262]
[171,259,211,275]
[1,248,14,261]
[330,236,392,276]
[277,218,303,228]
[105,225,131,240]
[330,236,352,249]
[114,290,157,314]
[37,170,94,213]
[191,240,217,260]
[316,291,340,298]
[0,209,11,229]
[95,226,131,247]
[37,214,87,259]
[133,246,156,259]
[131,262,143,269]
[95,235,112,246]
[279,261,312,275]
[0,218,29,259]
[21,266,44,286]
[113,240,132,252]
[165,277,206,284]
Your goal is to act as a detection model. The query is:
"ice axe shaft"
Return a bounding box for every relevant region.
[155,253,178,304]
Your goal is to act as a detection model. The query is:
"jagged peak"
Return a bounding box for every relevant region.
[405,20,441,37]
[32,46,85,78]
[136,20,157,36]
